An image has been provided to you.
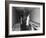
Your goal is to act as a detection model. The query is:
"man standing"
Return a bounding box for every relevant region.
[20,9,31,31]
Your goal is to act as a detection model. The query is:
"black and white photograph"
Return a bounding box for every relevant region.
[12,7,40,31]
[5,1,45,37]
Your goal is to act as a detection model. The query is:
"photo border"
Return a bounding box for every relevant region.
[5,1,45,37]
